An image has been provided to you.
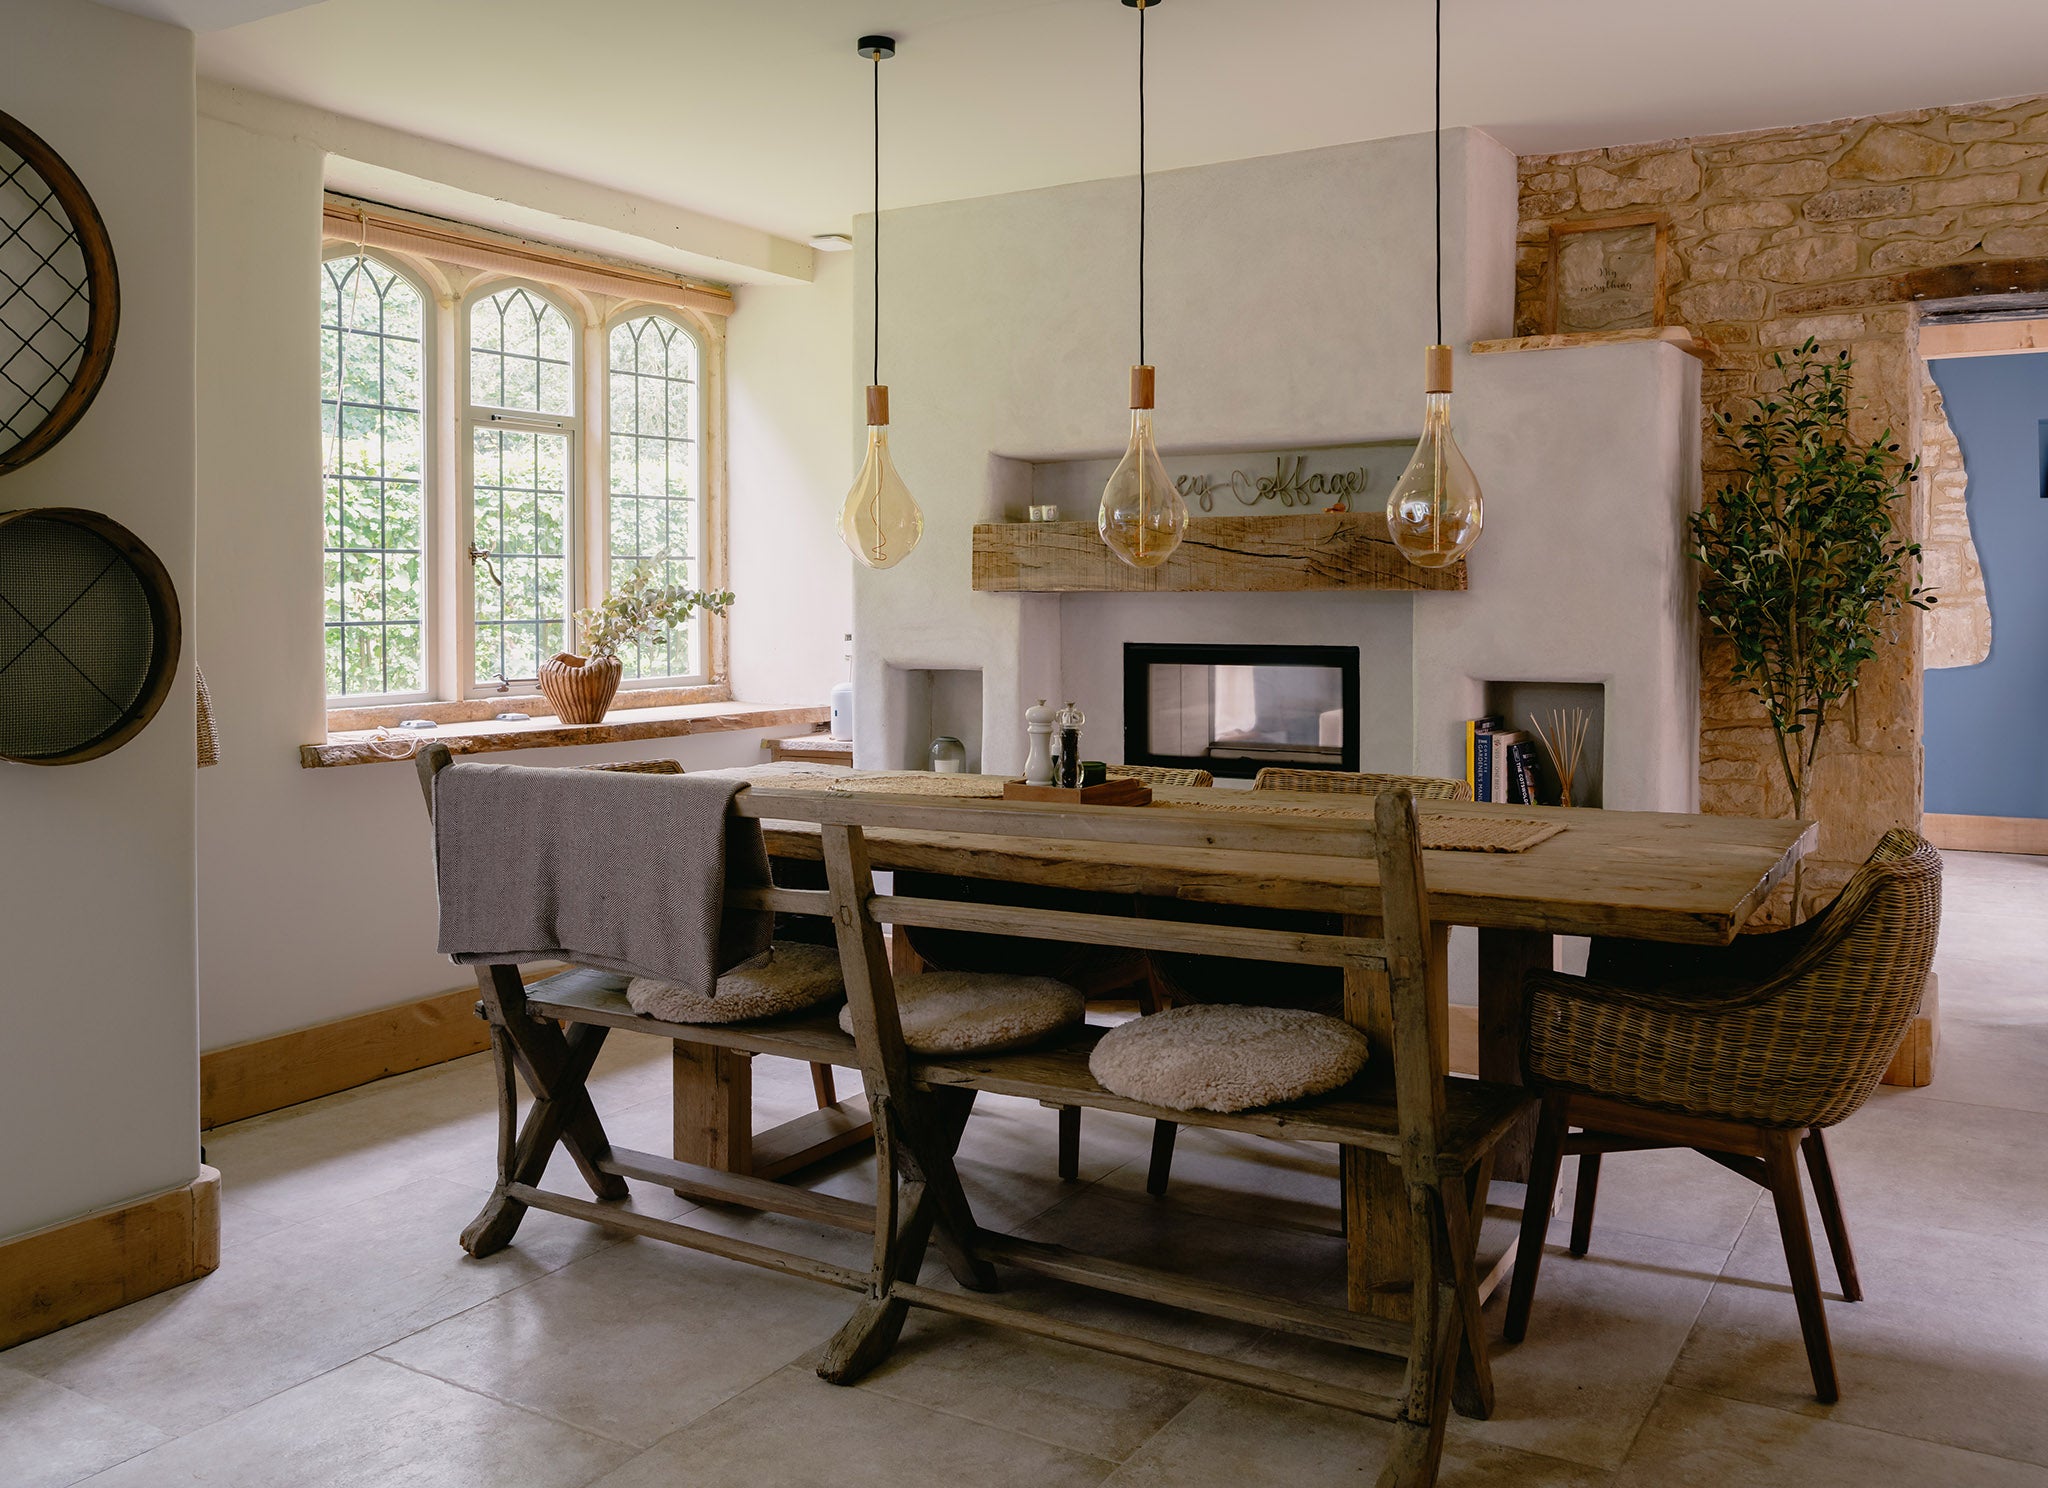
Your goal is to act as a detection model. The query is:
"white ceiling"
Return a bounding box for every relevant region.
[171,0,2048,243]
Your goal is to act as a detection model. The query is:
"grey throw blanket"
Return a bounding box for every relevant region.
[433,762,772,991]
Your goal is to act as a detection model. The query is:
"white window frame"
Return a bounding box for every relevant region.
[317,206,734,731]
[600,305,711,688]
[319,245,437,707]
[459,278,583,699]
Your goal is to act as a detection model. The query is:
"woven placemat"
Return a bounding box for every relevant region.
[824,771,1010,798]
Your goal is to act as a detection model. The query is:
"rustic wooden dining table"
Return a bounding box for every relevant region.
[683,774,1814,1326]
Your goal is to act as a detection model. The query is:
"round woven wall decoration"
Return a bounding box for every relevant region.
[0,109,119,475]
[0,509,179,765]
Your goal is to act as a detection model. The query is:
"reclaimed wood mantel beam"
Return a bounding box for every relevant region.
[970,515,1466,594]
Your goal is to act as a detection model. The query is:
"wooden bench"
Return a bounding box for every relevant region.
[735,781,1532,1488]
[418,753,1529,1488]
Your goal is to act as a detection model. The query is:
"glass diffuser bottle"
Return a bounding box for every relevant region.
[1098,366,1186,568]
[1386,345,1482,569]
[840,385,922,569]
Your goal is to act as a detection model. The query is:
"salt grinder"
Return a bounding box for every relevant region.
[1023,700,1056,786]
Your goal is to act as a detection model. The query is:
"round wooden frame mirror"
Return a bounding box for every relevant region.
[0,508,180,765]
[0,109,120,475]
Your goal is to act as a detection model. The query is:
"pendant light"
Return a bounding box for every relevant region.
[840,35,924,570]
[1386,0,1484,570]
[1098,0,1187,570]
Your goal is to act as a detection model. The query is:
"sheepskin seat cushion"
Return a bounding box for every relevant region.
[840,972,1084,1054]
[628,941,844,1025]
[1089,1005,1370,1114]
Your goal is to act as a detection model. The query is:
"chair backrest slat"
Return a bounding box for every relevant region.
[801,783,1445,1184]
[735,786,1378,858]
[876,893,1388,970]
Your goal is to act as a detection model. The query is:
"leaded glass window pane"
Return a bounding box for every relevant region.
[321,255,426,698]
[607,314,699,679]
[472,426,570,686]
[470,286,574,414]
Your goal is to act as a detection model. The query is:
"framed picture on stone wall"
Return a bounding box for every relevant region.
[1546,211,1670,334]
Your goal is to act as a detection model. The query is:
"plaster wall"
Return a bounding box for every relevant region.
[726,249,856,706]
[193,115,842,1053]
[851,128,1697,824]
[1,0,199,1239]
[852,131,1521,773]
[1413,343,1704,813]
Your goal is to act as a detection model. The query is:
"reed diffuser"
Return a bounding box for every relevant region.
[1531,707,1591,808]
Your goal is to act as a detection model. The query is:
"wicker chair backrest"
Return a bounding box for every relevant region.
[1526,829,1940,1130]
[1106,764,1215,787]
[1253,768,1473,801]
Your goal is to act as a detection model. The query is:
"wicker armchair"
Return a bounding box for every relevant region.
[1503,829,1941,1403]
[1108,764,1215,787]
[1254,767,1473,801]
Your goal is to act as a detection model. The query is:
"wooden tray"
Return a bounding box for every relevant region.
[1003,777,1153,807]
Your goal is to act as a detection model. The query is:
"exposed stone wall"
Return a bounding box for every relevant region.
[1516,94,2048,915]
[1919,369,1989,668]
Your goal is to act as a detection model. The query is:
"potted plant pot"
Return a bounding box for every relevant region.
[538,652,622,725]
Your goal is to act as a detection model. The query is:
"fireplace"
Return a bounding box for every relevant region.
[1123,643,1360,780]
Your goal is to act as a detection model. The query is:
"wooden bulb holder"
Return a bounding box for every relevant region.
[866,384,890,426]
[1425,344,1454,395]
[1129,364,1156,410]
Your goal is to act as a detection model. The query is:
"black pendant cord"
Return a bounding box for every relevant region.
[873,52,881,389]
[1434,0,1443,349]
[1138,2,1147,369]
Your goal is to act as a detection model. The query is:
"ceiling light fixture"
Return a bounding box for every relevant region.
[809,232,854,252]
[1097,0,1187,571]
[1386,0,1484,570]
[839,34,924,570]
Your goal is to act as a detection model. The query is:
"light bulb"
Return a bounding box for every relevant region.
[1098,366,1187,569]
[1386,346,1483,569]
[839,386,923,570]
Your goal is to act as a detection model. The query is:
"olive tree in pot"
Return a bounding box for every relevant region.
[539,561,734,725]
[1691,338,1934,917]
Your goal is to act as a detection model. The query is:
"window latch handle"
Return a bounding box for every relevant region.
[467,542,504,589]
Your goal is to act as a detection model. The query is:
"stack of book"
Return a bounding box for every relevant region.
[1464,715,1542,806]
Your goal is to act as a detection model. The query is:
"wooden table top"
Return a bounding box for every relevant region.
[750,779,1814,946]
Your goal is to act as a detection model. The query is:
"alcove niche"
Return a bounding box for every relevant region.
[1482,679,1607,809]
[886,667,985,772]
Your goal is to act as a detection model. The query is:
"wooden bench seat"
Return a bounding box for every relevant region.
[914,1022,1528,1175]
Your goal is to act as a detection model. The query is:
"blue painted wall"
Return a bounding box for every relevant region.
[1925,353,2048,819]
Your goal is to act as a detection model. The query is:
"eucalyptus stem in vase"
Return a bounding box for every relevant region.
[537,559,734,725]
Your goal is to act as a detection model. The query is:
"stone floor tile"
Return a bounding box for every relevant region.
[1548,1146,1763,1254]
[1822,1092,2048,1249]
[380,1235,857,1448]
[0,1366,168,1488]
[1672,1210,2048,1466]
[73,1355,632,1488]
[1613,1385,2048,1487]
[1243,1226,1729,1472]
[844,1309,1208,1461]
[3,1176,622,1432]
[1101,1383,1609,1487]
[585,1366,1116,1488]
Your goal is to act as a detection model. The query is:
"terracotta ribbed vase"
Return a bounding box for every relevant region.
[538,652,622,725]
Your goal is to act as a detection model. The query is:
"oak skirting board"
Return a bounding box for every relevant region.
[0,1168,219,1350]
[200,982,531,1128]
[1924,813,2048,857]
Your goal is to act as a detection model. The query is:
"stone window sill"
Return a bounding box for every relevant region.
[300,701,829,769]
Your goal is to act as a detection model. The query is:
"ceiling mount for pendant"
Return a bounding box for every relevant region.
[856,35,896,59]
